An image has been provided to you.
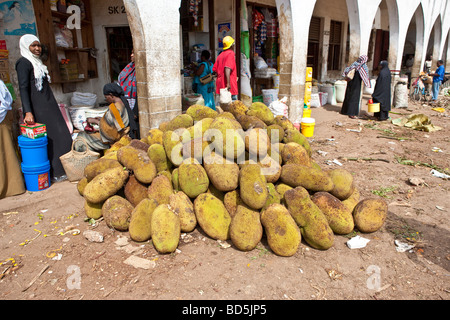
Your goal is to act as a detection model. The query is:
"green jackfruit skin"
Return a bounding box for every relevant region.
[284,187,334,250]
[207,117,245,160]
[267,124,284,143]
[311,192,354,235]
[77,177,88,196]
[169,191,197,233]
[194,193,231,241]
[342,188,360,212]
[262,183,281,211]
[84,158,123,181]
[116,145,157,184]
[147,143,171,172]
[150,204,181,253]
[129,198,159,242]
[281,142,311,166]
[280,163,334,192]
[223,190,245,218]
[328,168,355,200]
[84,199,103,220]
[102,195,134,231]
[239,164,268,210]
[186,105,218,121]
[147,174,173,205]
[178,163,209,198]
[353,198,388,233]
[247,102,275,125]
[260,203,301,257]
[83,167,129,204]
[203,152,239,192]
[283,129,311,156]
[229,205,263,251]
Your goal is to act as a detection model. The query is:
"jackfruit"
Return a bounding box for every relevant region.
[102,195,134,231]
[124,174,149,207]
[129,198,159,242]
[281,142,311,166]
[328,168,355,200]
[239,164,268,210]
[280,163,334,192]
[84,199,103,220]
[169,191,197,233]
[284,187,334,250]
[203,152,239,192]
[151,204,181,253]
[186,105,218,121]
[353,198,388,233]
[84,158,123,181]
[83,167,129,204]
[147,143,171,172]
[194,193,231,240]
[117,145,157,184]
[311,192,354,235]
[229,205,263,251]
[147,128,164,145]
[260,203,301,257]
[178,162,209,198]
[147,174,173,205]
[247,102,275,125]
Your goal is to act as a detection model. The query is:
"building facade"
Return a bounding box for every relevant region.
[0,0,448,138]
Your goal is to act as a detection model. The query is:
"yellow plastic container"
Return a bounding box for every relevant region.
[304,81,312,97]
[368,103,380,113]
[301,118,315,137]
[306,67,313,82]
[303,108,311,118]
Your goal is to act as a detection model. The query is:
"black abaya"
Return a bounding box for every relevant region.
[16,57,72,178]
[340,71,362,117]
[372,63,391,121]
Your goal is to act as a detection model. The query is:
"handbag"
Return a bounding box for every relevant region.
[345,68,356,81]
[199,72,214,84]
[219,88,232,104]
[59,137,100,182]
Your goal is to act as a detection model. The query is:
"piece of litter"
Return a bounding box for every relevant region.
[83,230,104,243]
[317,150,328,156]
[346,236,370,249]
[432,147,443,153]
[217,240,231,249]
[51,253,62,261]
[394,240,415,253]
[430,169,450,179]
[436,206,445,211]
[408,177,425,186]
[123,255,156,270]
[332,159,343,166]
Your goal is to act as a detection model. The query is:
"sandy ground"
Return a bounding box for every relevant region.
[0,94,449,304]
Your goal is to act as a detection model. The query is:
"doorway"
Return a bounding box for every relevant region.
[106,26,134,82]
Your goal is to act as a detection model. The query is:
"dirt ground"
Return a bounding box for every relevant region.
[1,93,449,303]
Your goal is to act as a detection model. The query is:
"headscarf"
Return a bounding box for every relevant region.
[19,34,50,91]
[103,83,138,139]
[343,55,371,88]
[118,61,136,101]
[0,80,13,124]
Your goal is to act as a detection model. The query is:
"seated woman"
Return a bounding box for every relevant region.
[76,83,137,152]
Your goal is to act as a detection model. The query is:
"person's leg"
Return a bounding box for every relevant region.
[431,81,440,101]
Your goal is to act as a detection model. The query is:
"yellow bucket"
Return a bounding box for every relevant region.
[301,118,315,137]
[303,108,311,118]
[368,103,380,113]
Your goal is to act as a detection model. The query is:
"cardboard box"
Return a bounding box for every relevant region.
[20,123,47,139]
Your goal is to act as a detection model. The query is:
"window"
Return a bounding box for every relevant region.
[328,20,342,71]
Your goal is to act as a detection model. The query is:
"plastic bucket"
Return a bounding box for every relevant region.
[21,160,51,192]
[303,108,311,118]
[368,103,380,113]
[262,89,278,106]
[301,118,315,137]
[334,80,347,103]
[18,135,48,166]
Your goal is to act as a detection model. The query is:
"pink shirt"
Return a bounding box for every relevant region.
[213,49,238,95]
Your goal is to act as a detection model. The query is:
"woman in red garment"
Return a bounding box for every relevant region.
[213,36,238,101]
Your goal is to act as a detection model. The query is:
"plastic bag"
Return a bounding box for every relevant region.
[394,80,409,108]
[54,24,69,48]
[71,92,97,106]
[254,56,268,70]
[269,96,288,117]
[219,88,232,105]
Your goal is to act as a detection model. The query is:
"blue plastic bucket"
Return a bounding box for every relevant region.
[21,161,51,192]
[18,135,48,166]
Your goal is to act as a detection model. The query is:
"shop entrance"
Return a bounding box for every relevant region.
[105,26,134,82]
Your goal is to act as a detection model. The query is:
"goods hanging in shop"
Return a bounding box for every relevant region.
[77,102,387,257]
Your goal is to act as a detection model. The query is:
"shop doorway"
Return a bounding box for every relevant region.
[106,26,134,82]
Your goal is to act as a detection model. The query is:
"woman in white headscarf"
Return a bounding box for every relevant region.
[0,79,25,198]
[15,34,72,182]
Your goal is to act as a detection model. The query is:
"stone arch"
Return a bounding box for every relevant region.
[123,0,182,135]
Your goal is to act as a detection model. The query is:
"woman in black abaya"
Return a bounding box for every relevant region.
[372,61,391,121]
[340,55,371,119]
[16,34,72,182]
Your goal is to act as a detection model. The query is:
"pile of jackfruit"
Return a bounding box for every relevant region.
[77,101,388,257]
